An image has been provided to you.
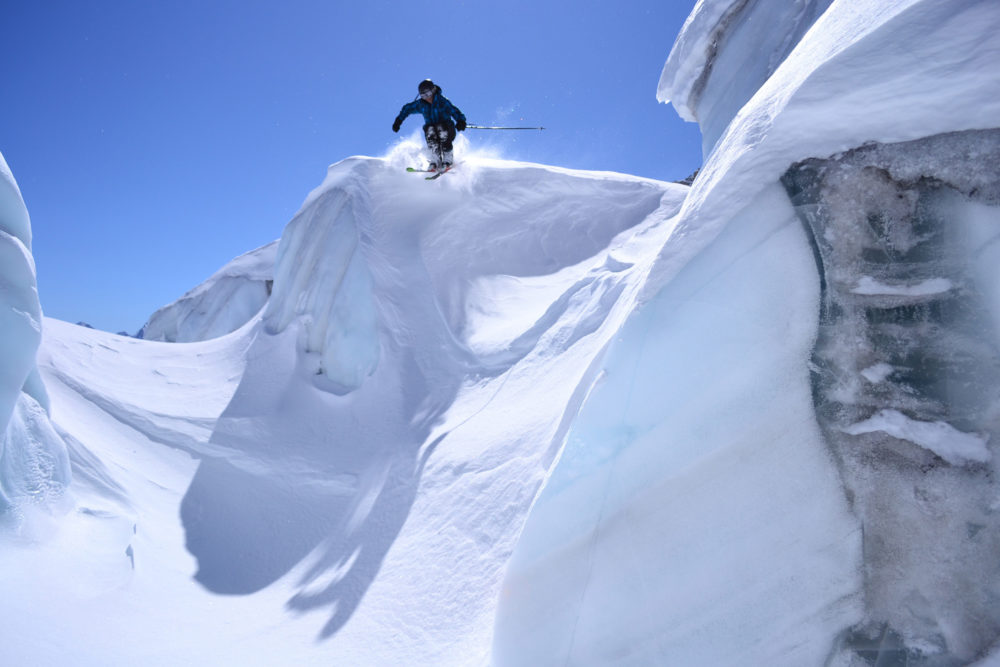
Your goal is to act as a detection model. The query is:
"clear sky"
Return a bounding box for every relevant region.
[1,1,701,335]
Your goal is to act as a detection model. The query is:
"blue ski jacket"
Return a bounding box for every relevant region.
[395,88,466,128]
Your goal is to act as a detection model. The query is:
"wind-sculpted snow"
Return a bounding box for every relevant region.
[192,154,677,661]
[4,150,684,665]
[495,184,863,666]
[0,151,70,520]
[141,241,277,342]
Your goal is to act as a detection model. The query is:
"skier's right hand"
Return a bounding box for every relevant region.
[392,119,401,133]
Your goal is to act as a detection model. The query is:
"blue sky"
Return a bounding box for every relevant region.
[1,1,701,334]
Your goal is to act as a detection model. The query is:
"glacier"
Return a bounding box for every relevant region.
[3,0,1000,665]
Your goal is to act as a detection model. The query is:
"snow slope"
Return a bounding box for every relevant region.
[1,146,686,665]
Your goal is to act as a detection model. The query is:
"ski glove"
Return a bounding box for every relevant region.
[456,119,466,132]
[392,119,402,133]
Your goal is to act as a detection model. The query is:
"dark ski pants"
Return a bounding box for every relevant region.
[423,122,456,164]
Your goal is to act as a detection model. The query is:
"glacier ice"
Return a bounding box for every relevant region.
[263,158,380,394]
[500,0,1000,664]
[658,0,834,154]
[783,129,1000,662]
[0,151,70,520]
[494,183,863,666]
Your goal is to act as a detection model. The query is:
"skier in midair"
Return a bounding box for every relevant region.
[393,79,466,171]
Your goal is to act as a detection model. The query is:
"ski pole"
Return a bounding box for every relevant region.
[466,125,546,130]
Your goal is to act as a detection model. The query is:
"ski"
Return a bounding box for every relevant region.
[406,163,458,180]
[425,164,454,180]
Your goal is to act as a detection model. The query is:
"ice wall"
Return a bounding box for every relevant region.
[141,241,277,342]
[262,159,380,393]
[0,152,70,519]
[501,0,1000,664]
[658,0,834,156]
[782,129,1000,662]
[494,184,863,666]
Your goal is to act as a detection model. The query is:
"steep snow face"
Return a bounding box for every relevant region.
[0,152,70,520]
[658,0,834,155]
[141,241,277,342]
[494,183,863,666]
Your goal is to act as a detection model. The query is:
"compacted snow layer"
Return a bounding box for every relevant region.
[494,184,863,666]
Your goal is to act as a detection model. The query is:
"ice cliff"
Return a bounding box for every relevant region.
[0,152,70,521]
[495,0,1000,665]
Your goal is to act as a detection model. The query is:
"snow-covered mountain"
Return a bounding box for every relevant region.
[2,0,1000,665]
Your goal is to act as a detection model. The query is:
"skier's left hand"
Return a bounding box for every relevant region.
[456,119,466,132]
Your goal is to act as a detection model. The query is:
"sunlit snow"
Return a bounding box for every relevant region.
[3,1,1000,665]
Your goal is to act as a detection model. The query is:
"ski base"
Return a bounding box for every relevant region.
[406,163,459,180]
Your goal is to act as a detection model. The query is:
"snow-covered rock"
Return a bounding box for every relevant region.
[0,151,70,521]
[140,241,278,342]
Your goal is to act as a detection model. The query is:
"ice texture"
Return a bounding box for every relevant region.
[141,241,277,342]
[783,129,1000,661]
[0,151,70,519]
[658,0,834,154]
[261,159,380,393]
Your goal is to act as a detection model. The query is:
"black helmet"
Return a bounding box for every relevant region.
[418,79,436,95]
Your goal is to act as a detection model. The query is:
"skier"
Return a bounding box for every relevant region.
[392,79,467,171]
